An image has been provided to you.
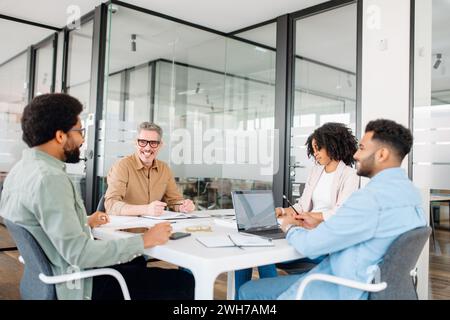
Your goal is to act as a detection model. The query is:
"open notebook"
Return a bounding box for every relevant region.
[142,210,211,220]
[196,234,274,248]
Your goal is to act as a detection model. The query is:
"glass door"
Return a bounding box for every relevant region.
[32,33,57,98]
[288,3,358,203]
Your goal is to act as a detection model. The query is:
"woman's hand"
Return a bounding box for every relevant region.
[275,207,285,218]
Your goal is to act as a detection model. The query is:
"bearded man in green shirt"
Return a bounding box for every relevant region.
[0,93,194,300]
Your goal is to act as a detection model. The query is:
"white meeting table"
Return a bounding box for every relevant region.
[92,212,303,300]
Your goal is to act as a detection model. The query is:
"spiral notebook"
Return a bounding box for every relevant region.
[196,234,274,248]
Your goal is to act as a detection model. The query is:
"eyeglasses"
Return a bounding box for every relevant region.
[69,127,86,138]
[137,139,161,148]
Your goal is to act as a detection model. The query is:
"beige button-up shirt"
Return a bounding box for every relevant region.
[105,153,184,215]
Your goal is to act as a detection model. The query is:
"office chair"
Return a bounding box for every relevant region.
[0,180,18,252]
[296,226,431,300]
[4,219,130,300]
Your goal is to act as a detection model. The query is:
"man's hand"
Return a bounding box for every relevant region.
[146,200,167,216]
[280,214,301,231]
[88,211,110,228]
[178,199,195,213]
[142,222,172,248]
[295,212,323,230]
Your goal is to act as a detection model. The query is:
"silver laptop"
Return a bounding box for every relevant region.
[231,190,285,240]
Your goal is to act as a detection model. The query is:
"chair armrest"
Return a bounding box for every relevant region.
[39,268,131,300]
[295,273,387,300]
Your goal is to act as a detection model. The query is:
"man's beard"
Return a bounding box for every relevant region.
[356,152,375,178]
[64,146,81,163]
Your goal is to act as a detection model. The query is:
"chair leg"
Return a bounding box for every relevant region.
[429,208,438,252]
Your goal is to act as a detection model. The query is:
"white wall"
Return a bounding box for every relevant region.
[361,0,429,299]
[361,0,411,139]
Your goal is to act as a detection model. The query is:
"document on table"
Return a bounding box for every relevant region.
[142,210,211,220]
[196,234,274,248]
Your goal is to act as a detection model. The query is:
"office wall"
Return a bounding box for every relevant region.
[0,19,54,176]
[99,5,277,209]
[285,3,358,202]
[360,0,411,182]
[361,0,430,299]
[361,0,411,142]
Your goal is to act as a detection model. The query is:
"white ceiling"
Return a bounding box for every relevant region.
[1,0,449,95]
[0,0,325,65]
[0,0,326,31]
[0,19,54,64]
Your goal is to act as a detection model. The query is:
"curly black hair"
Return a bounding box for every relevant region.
[21,93,83,147]
[365,119,413,161]
[306,122,358,166]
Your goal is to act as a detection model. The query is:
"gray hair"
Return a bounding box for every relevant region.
[138,122,163,139]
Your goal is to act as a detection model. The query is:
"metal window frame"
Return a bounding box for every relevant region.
[408,0,415,180]
[29,32,58,99]
[85,3,108,213]
[61,10,96,93]
[0,15,60,102]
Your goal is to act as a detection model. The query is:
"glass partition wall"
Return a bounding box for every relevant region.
[65,19,94,204]
[0,1,361,214]
[98,4,277,210]
[413,0,450,234]
[288,2,358,203]
[0,18,55,190]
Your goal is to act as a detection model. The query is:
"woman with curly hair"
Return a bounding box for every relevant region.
[235,122,359,299]
[276,122,360,227]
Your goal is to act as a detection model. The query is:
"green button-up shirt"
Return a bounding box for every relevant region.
[0,149,145,300]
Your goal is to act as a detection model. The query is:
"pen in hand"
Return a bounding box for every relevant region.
[282,195,300,216]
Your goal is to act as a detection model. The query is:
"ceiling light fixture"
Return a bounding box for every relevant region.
[255,46,267,53]
[131,34,136,52]
[433,53,442,69]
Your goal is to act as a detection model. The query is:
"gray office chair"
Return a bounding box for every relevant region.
[369,226,431,300]
[0,179,18,252]
[4,219,130,300]
[296,226,431,300]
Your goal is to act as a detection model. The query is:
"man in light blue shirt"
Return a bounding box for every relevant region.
[239,119,427,300]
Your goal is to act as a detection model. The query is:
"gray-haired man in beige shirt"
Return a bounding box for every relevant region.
[105,122,195,216]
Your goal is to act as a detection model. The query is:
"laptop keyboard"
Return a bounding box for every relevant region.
[252,229,285,239]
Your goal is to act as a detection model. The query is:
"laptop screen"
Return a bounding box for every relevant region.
[232,190,278,231]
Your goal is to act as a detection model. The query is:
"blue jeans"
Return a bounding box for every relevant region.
[239,274,304,300]
[235,264,278,299]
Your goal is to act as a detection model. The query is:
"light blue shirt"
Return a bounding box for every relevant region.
[279,168,427,300]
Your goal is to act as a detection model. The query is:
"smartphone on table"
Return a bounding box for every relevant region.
[169,232,191,240]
